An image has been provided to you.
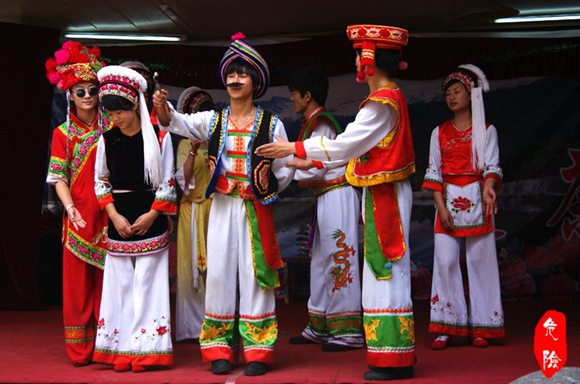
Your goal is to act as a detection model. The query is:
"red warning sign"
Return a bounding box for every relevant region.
[534,310,567,379]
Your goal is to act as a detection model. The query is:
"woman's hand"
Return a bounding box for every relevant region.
[439,207,455,232]
[110,213,133,239]
[483,184,498,216]
[130,210,159,236]
[67,205,86,230]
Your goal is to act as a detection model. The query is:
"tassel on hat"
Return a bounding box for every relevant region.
[346,24,409,82]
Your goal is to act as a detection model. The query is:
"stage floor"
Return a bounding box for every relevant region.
[1,299,578,383]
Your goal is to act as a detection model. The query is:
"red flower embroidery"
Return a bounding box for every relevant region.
[141,328,146,334]
[451,196,474,213]
[98,318,105,329]
[156,326,167,336]
[431,295,439,305]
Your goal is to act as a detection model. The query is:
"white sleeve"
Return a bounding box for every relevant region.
[482,124,503,180]
[94,136,111,200]
[158,103,214,142]
[302,101,396,164]
[423,127,443,191]
[294,119,337,182]
[271,120,296,193]
[154,133,178,213]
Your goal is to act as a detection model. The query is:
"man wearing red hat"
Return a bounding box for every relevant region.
[256,24,416,380]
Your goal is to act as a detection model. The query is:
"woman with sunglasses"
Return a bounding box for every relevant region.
[45,41,111,367]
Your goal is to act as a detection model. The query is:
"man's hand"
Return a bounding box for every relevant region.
[153,89,170,126]
[286,157,315,170]
[255,135,296,159]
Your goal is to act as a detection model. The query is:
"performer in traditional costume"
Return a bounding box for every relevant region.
[285,66,365,352]
[154,33,295,376]
[92,65,177,373]
[256,24,416,381]
[45,41,109,367]
[174,87,215,342]
[422,64,505,350]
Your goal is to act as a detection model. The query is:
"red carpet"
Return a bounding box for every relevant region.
[1,299,578,383]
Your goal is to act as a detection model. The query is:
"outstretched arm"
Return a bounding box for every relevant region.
[255,134,297,159]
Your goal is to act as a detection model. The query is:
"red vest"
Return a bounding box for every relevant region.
[345,86,415,186]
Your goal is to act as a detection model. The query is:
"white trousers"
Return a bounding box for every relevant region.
[429,231,504,337]
[303,186,363,347]
[95,249,173,365]
[201,194,276,363]
[362,180,415,368]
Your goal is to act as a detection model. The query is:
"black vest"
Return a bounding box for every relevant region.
[206,106,279,205]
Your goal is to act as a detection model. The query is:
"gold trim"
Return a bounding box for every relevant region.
[346,162,415,187]
[320,136,331,162]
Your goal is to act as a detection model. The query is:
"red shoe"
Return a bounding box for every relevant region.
[472,337,488,348]
[132,365,149,373]
[430,335,450,350]
[114,363,131,372]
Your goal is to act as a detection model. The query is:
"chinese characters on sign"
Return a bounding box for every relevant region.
[534,310,567,379]
[546,148,580,240]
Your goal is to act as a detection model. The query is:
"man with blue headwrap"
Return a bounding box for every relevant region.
[154,32,295,377]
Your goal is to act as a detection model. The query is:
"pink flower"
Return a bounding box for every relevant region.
[54,49,69,65]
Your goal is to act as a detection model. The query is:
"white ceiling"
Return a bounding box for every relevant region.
[1,0,580,46]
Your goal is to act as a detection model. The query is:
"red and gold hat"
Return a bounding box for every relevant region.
[346,24,408,82]
[45,41,104,91]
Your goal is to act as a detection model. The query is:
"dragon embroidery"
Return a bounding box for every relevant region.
[331,229,355,292]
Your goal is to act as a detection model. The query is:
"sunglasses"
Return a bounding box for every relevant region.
[74,87,99,98]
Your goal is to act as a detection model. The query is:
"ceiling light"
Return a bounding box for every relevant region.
[63,33,182,42]
[495,14,580,23]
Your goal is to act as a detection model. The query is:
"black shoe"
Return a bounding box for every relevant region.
[211,359,232,375]
[321,343,362,352]
[289,335,317,345]
[244,361,268,376]
[363,366,414,381]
